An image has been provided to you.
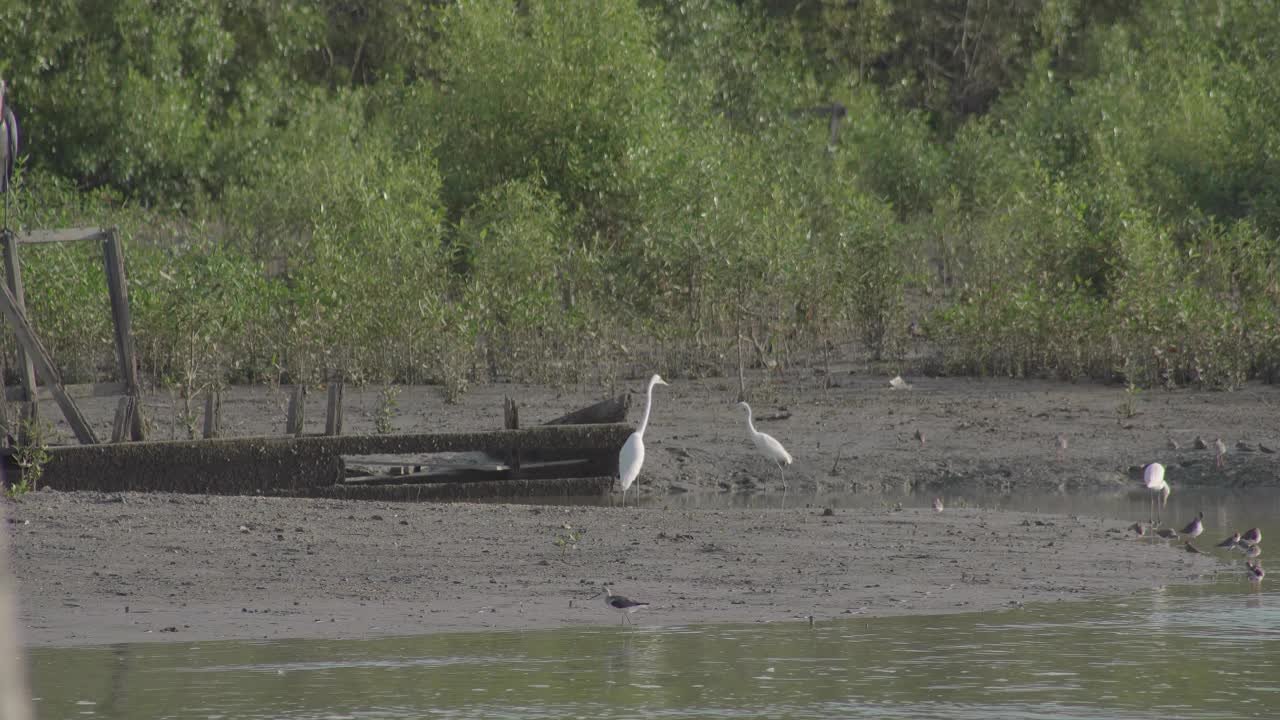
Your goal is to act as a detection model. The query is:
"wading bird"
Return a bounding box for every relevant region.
[1143,462,1171,525]
[1241,528,1262,547]
[617,374,668,508]
[1179,511,1204,541]
[932,497,944,513]
[594,586,650,624]
[1056,434,1069,463]
[1217,532,1241,550]
[738,402,794,493]
[1214,437,1227,469]
[1246,562,1265,584]
[1243,543,1261,560]
[0,78,18,228]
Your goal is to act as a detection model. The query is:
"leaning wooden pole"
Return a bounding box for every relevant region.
[1,230,38,431]
[0,281,98,444]
[101,229,145,440]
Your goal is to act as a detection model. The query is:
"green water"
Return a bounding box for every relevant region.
[27,582,1280,719]
[27,488,1280,719]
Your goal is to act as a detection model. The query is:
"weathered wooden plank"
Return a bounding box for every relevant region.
[0,282,98,444]
[286,385,306,436]
[1,232,37,429]
[203,390,221,439]
[17,228,110,244]
[4,381,126,403]
[325,378,344,435]
[110,396,135,443]
[345,459,598,486]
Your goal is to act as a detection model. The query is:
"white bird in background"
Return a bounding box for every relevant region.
[617,374,668,507]
[738,402,794,493]
[1143,462,1171,526]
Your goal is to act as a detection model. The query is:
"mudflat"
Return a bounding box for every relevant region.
[10,373,1277,646]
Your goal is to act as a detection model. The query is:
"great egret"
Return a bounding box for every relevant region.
[1143,462,1170,526]
[1179,511,1204,540]
[593,585,649,624]
[1213,437,1227,468]
[738,401,794,492]
[617,374,667,507]
[0,78,19,228]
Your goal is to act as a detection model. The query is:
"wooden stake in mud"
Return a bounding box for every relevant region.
[503,396,521,471]
[325,377,344,436]
[1,231,37,430]
[0,281,98,444]
[203,390,221,439]
[110,396,135,443]
[286,385,306,436]
[101,229,145,440]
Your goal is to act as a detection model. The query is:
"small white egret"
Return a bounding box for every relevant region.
[1143,462,1170,526]
[1213,437,1227,469]
[738,402,794,492]
[1055,433,1068,463]
[593,586,650,624]
[617,374,668,507]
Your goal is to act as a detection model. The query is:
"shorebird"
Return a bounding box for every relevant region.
[914,428,926,447]
[1243,543,1262,560]
[932,497,944,513]
[1246,562,1265,584]
[1241,528,1262,547]
[617,374,668,507]
[1155,528,1178,540]
[1179,511,1204,540]
[595,586,650,624]
[1056,434,1068,463]
[1167,437,1181,450]
[1216,532,1241,549]
[738,402,794,492]
[1194,436,1208,450]
[1128,521,1149,537]
[1143,462,1171,525]
[1213,437,1227,468]
[1185,542,1204,554]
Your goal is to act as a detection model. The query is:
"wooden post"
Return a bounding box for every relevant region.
[503,396,520,471]
[286,385,306,436]
[203,390,221,439]
[325,377,344,436]
[1,231,37,431]
[0,282,98,444]
[110,396,135,443]
[101,229,145,440]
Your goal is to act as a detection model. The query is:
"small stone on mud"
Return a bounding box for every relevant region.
[822,508,835,517]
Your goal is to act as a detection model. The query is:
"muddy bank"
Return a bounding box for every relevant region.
[39,374,1280,499]
[10,491,1225,647]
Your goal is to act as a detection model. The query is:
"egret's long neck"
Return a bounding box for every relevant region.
[636,380,658,436]
[744,405,756,433]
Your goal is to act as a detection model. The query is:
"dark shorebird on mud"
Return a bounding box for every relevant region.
[595,586,650,625]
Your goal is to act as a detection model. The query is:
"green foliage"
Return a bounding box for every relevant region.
[0,0,1278,396]
[8,419,51,496]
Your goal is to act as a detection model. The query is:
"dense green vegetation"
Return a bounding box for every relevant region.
[1,0,1277,404]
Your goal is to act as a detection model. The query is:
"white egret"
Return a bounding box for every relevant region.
[593,586,649,624]
[738,402,794,492]
[0,78,19,228]
[1143,462,1170,526]
[617,374,668,507]
[1213,437,1227,469]
[1055,433,1068,463]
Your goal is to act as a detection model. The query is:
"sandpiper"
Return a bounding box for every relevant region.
[1055,434,1068,463]
[1213,437,1227,468]
[1216,532,1241,549]
[1185,542,1204,554]
[1246,562,1265,583]
[1128,521,1149,537]
[1241,528,1262,546]
[1194,436,1208,450]
[595,586,650,624]
[1155,528,1179,540]
[1179,511,1204,540]
[1243,543,1262,560]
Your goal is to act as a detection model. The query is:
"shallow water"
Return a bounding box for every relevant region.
[27,489,1280,720]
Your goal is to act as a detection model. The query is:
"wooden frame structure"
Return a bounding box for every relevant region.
[1,227,144,444]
